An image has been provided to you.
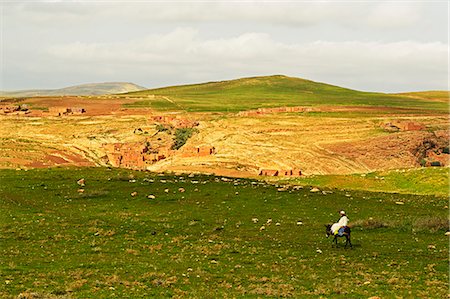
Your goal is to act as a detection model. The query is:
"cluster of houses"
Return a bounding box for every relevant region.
[48,107,86,116]
[259,169,302,177]
[238,106,313,117]
[103,142,169,170]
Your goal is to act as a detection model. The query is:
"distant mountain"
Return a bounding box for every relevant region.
[0,82,146,97]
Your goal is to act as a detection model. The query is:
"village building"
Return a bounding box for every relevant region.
[103,142,169,170]
[181,146,216,157]
[259,168,302,177]
[49,107,86,116]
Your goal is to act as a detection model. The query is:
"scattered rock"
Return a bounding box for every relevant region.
[297,221,303,225]
[252,218,259,223]
[188,173,195,178]
[131,191,138,197]
[275,222,281,226]
[266,219,272,225]
[395,201,404,205]
[235,192,239,195]
[77,189,85,193]
[428,244,436,250]
[178,187,185,193]
[260,225,265,231]
[445,232,450,236]
[316,248,322,254]
[77,178,85,186]
[164,189,169,193]
[129,179,136,183]
[310,187,320,193]
[17,292,42,299]
[147,195,156,199]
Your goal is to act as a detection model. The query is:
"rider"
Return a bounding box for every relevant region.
[331,210,349,236]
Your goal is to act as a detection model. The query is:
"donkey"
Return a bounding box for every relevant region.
[325,224,352,248]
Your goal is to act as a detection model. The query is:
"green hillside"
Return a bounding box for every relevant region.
[124,75,448,112]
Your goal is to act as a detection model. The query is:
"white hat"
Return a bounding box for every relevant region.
[339,210,346,215]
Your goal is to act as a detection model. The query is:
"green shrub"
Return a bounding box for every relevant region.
[156,124,170,132]
[171,128,198,150]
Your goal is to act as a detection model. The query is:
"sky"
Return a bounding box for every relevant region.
[1,0,448,92]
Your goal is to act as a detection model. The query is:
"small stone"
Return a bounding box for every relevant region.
[275,222,281,226]
[164,189,169,193]
[445,232,450,236]
[77,189,85,193]
[316,249,322,254]
[235,192,239,195]
[266,218,272,225]
[260,225,265,231]
[297,221,303,225]
[147,195,156,199]
[252,218,259,223]
[178,187,185,193]
[129,179,136,183]
[131,191,138,197]
[77,178,85,186]
[310,187,320,193]
[395,201,404,205]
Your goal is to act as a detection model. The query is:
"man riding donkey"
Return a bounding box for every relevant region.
[326,210,352,248]
[331,210,349,237]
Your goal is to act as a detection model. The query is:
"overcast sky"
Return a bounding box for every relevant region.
[1,0,448,92]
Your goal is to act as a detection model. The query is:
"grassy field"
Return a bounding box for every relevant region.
[281,168,450,197]
[123,75,448,112]
[1,167,448,298]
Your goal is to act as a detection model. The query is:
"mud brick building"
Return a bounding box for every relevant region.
[104,142,168,170]
[259,169,302,176]
[49,107,86,116]
[238,106,311,116]
[181,146,216,157]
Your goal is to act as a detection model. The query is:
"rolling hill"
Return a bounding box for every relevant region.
[124,75,448,112]
[0,82,146,97]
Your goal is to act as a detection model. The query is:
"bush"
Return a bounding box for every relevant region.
[156,124,171,132]
[171,128,199,150]
[413,217,449,232]
[351,218,389,230]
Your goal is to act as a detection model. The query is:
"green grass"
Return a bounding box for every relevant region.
[0,167,448,298]
[282,167,449,196]
[123,75,449,113]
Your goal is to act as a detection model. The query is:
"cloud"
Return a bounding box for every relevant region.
[41,28,447,92]
[3,1,431,29]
